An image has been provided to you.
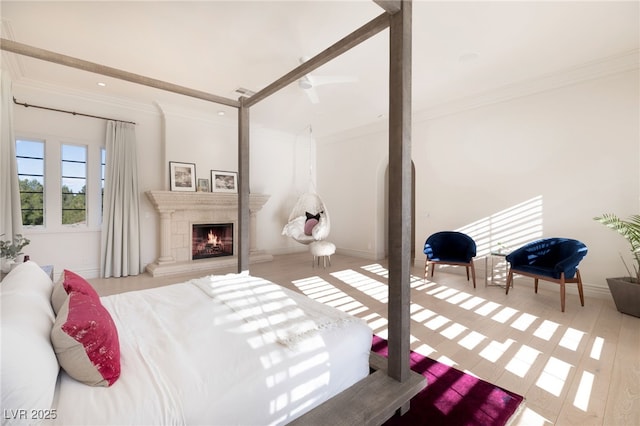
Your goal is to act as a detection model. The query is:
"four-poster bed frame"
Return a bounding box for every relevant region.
[1,0,425,423]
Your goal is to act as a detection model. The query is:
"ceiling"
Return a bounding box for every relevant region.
[1,1,638,138]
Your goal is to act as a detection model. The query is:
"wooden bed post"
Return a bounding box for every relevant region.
[387,0,412,396]
[238,98,250,273]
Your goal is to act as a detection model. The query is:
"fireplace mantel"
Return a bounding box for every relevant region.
[145,191,272,277]
[146,191,270,212]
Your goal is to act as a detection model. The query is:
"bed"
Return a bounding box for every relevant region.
[1,261,372,425]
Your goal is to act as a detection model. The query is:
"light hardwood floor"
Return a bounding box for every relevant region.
[89,253,640,426]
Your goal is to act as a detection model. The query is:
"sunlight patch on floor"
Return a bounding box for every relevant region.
[590,336,604,360]
[475,301,501,316]
[536,357,572,397]
[446,291,473,305]
[459,296,486,310]
[558,327,585,351]
[413,342,436,358]
[479,338,515,363]
[506,344,541,378]
[458,331,486,350]
[435,354,458,367]
[291,276,368,316]
[433,287,460,300]
[413,280,439,291]
[573,370,595,411]
[412,308,438,323]
[533,319,560,341]
[492,306,519,323]
[426,285,450,296]
[361,312,388,333]
[425,315,451,331]
[511,312,538,331]
[361,263,388,277]
[440,323,467,340]
[410,304,437,323]
[514,407,553,426]
[331,269,389,303]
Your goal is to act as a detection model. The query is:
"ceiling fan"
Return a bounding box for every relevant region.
[297,57,358,104]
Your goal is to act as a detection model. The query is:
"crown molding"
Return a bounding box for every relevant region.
[322,49,640,143]
[415,49,640,123]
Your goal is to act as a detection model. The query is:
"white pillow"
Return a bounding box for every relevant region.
[1,261,59,416]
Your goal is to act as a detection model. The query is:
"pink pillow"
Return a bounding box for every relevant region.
[51,269,100,314]
[50,291,121,387]
[304,218,319,236]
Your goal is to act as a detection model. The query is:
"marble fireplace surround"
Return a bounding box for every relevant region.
[145,191,272,277]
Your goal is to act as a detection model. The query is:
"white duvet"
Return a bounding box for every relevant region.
[49,275,372,426]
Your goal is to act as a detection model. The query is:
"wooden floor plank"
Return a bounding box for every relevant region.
[603,313,640,426]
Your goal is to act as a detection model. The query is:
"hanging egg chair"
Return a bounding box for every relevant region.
[281,192,330,245]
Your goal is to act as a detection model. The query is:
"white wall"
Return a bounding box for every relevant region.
[11,83,162,278]
[157,102,315,256]
[10,83,310,278]
[317,68,639,293]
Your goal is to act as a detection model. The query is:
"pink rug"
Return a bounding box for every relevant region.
[372,336,525,426]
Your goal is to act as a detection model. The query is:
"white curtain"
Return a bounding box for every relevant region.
[0,70,23,240]
[101,120,140,278]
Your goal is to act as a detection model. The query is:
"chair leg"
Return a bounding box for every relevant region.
[470,262,476,288]
[505,269,513,294]
[465,266,470,281]
[576,269,584,307]
[424,260,428,282]
[534,278,539,294]
[560,273,566,312]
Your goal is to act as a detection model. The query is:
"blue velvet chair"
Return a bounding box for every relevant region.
[505,237,588,312]
[424,231,477,288]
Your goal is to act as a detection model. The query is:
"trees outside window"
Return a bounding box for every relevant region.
[16,140,45,226]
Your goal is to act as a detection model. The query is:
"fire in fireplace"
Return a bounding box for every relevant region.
[192,223,234,260]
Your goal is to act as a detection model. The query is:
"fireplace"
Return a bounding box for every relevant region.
[192,223,234,260]
[145,191,272,277]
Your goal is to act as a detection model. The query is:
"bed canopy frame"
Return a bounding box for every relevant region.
[1,0,422,422]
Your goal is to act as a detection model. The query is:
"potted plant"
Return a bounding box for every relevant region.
[594,213,640,317]
[0,234,30,273]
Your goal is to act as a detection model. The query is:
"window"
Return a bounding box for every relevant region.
[16,140,45,226]
[61,144,87,225]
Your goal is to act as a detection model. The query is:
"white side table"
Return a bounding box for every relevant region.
[485,252,509,287]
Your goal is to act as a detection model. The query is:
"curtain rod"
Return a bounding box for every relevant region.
[13,97,136,125]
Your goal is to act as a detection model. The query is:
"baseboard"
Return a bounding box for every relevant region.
[336,247,381,261]
[268,246,308,256]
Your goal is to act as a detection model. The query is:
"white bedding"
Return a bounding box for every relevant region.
[50,274,372,425]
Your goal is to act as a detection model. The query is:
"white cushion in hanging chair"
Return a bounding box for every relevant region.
[282,193,330,245]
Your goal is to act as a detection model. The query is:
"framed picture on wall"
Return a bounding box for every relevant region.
[169,161,196,192]
[197,178,210,192]
[211,170,237,193]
